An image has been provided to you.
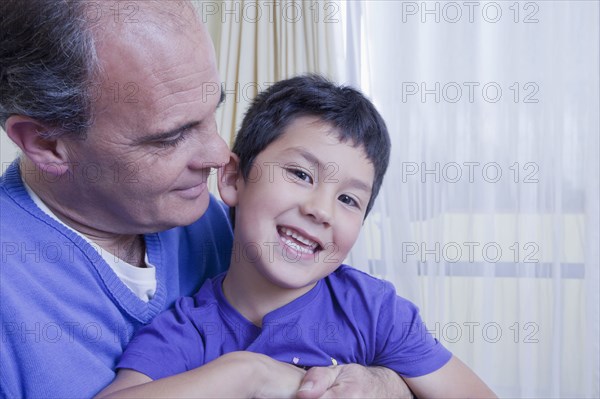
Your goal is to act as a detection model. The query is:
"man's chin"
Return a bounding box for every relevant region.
[142,196,211,232]
[171,200,211,227]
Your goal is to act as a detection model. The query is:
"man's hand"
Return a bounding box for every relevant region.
[296,364,413,399]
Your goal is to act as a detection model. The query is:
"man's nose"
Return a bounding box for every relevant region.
[189,120,230,169]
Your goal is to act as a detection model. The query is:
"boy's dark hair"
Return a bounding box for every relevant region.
[232,74,391,217]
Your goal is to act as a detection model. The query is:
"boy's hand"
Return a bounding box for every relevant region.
[251,353,307,399]
[296,364,413,399]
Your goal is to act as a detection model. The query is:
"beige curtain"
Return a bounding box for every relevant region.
[200,0,343,193]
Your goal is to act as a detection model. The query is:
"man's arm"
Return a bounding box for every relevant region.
[404,356,496,398]
[297,364,413,399]
[296,356,495,399]
[95,352,306,399]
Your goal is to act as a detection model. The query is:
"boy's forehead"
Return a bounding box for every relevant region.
[273,115,371,156]
[280,115,336,135]
[275,115,360,150]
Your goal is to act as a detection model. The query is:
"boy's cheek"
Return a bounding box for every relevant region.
[319,242,345,265]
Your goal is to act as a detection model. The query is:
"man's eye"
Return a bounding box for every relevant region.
[338,194,359,208]
[158,133,187,148]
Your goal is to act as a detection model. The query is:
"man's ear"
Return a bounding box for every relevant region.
[5,115,71,176]
[218,153,242,207]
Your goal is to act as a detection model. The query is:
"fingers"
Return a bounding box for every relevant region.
[296,366,340,399]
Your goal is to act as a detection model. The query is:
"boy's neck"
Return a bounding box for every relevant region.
[222,259,317,327]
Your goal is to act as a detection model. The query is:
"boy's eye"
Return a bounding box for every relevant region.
[338,194,360,208]
[287,168,313,184]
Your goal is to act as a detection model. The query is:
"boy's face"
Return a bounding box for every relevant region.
[221,116,375,295]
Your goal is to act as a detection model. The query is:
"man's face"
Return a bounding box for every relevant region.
[61,11,229,234]
[229,116,375,295]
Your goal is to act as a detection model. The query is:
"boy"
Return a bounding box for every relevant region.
[99,75,495,398]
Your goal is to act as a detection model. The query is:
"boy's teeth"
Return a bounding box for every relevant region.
[281,227,319,249]
[282,239,315,254]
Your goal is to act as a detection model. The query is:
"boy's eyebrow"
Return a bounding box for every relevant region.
[288,147,373,193]
[292,147,321,169]
[346,178,372,194]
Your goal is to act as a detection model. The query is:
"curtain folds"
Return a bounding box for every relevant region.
[206,0,342,145]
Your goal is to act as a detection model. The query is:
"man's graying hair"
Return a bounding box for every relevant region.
[0,0,197,140]
[0,0,99,139]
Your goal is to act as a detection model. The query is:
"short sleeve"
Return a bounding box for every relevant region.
[117,296,205,380]
[373,283,452,377]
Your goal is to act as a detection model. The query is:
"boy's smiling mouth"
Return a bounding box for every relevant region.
[277,226,322,254]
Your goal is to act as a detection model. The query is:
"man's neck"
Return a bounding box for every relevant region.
[22,163,147,268]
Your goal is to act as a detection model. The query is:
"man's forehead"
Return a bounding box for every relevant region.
[85,1,220,140]
[90,2,216,93]
[87,2,212,63]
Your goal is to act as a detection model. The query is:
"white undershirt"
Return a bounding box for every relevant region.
[23,182,157,302]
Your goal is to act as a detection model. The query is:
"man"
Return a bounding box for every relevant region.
[0,1,410,397]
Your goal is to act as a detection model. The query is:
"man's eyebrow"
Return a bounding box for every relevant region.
[136,121,200,144]
[286,147,372,193]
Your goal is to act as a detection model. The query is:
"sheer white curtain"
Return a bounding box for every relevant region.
[344,1,599,397]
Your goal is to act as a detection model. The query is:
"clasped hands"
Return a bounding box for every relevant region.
[252,354,412,399]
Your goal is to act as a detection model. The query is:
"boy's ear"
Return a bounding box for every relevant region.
[5,115,71,176]
[218,153,242,207]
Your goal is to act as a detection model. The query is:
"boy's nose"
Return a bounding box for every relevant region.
[300,194,333,226]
